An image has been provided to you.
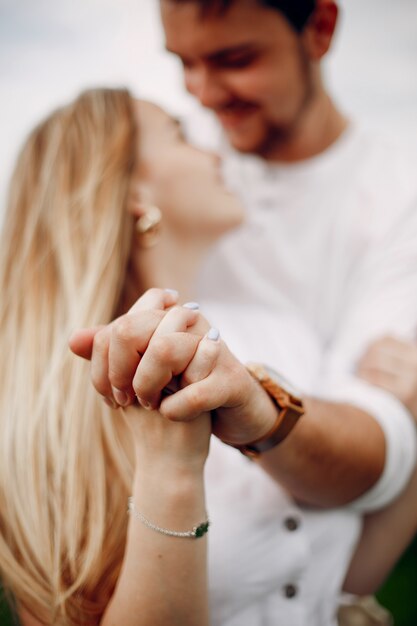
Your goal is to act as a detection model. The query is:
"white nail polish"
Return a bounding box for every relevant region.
[164,288,179,298]
[207,327,220,341]
[183,302,200,310]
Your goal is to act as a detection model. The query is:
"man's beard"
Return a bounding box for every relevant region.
[255,46,315,159]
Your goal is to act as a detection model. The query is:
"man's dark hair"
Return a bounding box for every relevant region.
[171,0,316,33]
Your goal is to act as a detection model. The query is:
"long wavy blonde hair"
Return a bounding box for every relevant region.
[0,88,138,624]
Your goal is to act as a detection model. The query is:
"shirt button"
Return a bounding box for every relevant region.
[284,516,300,531]
[283,584,298,599]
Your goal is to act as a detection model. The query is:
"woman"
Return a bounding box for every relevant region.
[0,87,246,625]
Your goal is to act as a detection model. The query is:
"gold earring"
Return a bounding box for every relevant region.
[135,205,162,249]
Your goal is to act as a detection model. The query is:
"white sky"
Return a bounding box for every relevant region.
[1,0,417,213]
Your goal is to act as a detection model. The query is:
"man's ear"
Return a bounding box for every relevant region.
[302,0,339,60]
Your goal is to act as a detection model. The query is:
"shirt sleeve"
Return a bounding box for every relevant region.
[316,375,417,511]
[318,197,417,512]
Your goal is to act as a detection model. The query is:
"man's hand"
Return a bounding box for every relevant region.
[69,288,391,507]
[69,288,277,445]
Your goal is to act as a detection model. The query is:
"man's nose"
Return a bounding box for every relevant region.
[184,65,229,110]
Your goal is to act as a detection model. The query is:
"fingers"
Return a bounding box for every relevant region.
[91,325,113,398]
[358,349,399,377]
[69,288,178,362]
[69,326,104,360]
[108,309,167,404]
[70,288,220,415]
[181,328,221,386]
[159,371,229,422]
[128,287,179,314]
[86,288,179,406]
[358,336,417,378]
[133,306,202,409]
[358,366,399,393]
[358,337,417,413]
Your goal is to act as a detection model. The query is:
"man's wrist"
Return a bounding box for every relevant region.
[214,370,278,445]
[220,364,305,457]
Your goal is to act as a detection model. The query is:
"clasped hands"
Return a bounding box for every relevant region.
[69,288,277,447]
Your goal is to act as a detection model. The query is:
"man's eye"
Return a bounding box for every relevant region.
[220,55,256,69]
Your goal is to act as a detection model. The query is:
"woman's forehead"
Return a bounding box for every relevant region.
[134,99,172,127]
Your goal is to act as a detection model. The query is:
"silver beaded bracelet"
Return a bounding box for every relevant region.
[128,497,210,539]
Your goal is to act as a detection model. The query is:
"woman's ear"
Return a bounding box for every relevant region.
[128,182,163,249]
[128,181,153,219]
[301,0,339,61]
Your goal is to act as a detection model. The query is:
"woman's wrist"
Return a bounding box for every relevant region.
[131,467,207,535]
[133,460,206,492]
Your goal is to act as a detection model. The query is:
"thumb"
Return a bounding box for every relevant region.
[68,325,104,360]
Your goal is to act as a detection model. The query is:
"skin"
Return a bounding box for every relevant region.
[358,336,417,419]
[124,100,244,305]
[161,0,348,161]
[134,101,243,239]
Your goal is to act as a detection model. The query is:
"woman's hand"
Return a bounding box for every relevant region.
[69,288,278,447]
[70,288,212,470]
[357,336,417,420]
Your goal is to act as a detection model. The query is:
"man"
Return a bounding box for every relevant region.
[158,0,417,622]
[158,0,417,503]
[71,1,417,624]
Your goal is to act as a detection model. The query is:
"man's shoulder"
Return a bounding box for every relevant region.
[353,125,416,179]
[354,125,417,221]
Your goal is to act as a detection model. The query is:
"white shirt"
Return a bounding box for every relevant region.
[188,116,417,625]
[203,315,360,626]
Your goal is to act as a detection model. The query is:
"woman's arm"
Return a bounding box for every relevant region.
[20,411,211,626]
[343,336,417,594]
[100,407,210,626]
[70,290,211,626]
[344,461,417,594]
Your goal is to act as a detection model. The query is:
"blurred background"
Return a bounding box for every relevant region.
[0,0,417,623]
[1,0,417,214]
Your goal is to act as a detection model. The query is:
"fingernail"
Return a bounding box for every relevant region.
[183,302,200,310]
[164,288,179,298]
[103,396,118,409]
[112,387,129,407]
[207,327,220,341]
[137,396,152,410]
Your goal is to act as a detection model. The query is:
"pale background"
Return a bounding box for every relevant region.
[1,0,417,215]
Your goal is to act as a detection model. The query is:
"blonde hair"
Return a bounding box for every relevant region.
[0,88,138,624]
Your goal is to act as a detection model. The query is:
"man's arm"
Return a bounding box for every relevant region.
[69,299,393,509]
[256,397,386,507]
